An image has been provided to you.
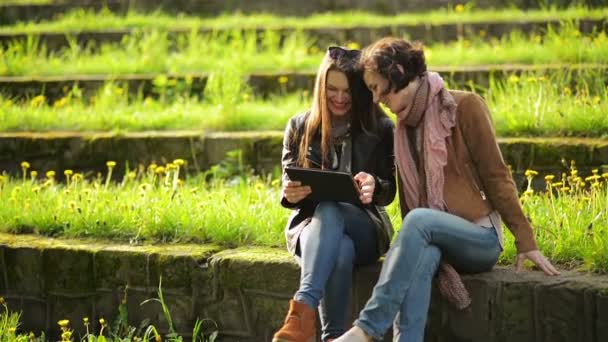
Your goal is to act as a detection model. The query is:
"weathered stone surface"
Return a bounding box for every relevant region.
[3,247,44,296]
[0,234,607,341]
[16,298,47,336]
[95,248,151,290]
[47,295,95,338]
[596,289,608,341]
[2,133,607,193]
[43,247,95,294]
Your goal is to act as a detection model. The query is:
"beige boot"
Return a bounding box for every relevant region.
[272,300,317,342]
[333,326,372,342]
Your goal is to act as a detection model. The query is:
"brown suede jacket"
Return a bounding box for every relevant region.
[397,90,538,253]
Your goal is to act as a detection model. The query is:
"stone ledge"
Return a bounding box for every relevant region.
[0,233,607,341]
[1,18,604,51]
[1,132,606,190]
[1,64,606,101]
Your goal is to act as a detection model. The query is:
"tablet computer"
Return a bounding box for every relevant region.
[285,166,362,205]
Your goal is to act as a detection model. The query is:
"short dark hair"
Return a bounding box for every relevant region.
[360,37,427,93]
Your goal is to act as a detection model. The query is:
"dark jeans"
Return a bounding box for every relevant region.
[295,201,379,341]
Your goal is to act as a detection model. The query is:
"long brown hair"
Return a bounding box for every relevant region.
[297,52,385,168]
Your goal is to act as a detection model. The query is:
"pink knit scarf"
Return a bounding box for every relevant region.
[394,72,472,310]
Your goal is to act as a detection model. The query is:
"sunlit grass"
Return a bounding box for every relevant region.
[0,6,606,33]
[1,160,607,273]
[0,23,606,77]
[1,70,606,136]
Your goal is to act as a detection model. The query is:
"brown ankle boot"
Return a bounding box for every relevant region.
[272,300,316,342]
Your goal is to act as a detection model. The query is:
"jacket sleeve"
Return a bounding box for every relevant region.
[372,118,397,207]
[459,93,538,253]
[280,117,310,209]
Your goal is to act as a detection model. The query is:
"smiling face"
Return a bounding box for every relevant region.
[363,68,418,114]
[325,70,352,116]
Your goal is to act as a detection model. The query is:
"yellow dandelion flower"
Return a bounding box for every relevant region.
[83,317,89,324]
[585,175,601,182]
[30,95,46,107]
[523,189,534,196]
[278,76,289,84]
[53,97,68,109]
[173,159,185,166]
[99,318,106,326]
[30,170,38,179]
[602,172,608,179]
[544,175,555,182]
[21,161,31,169]
[127,171,137,180]
[346,41,361,50]
[106,161,116,168]
[524,169,538,177]
[155,166,166,174]
[455,4,465,13]
[46,170,56,179]
[57,319,70,328]
[61,330,72,339]
[64,170,73,177]
[592,169,599,175]
[507,75,520,84]
[560,186,571,192]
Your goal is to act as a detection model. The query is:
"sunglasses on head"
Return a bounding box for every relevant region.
[328,46,361,60]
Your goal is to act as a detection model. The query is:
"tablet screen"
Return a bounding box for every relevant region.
[284,167,362,205]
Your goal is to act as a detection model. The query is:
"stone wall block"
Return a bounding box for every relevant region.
[43,247,95,294]
[4,247,44,297]
[594,289,608,342]
[47,295,95,339]
[534,280,589,342]
[444,276,499,342]
[94,249,150,290]
[15,298,47,336]
[495,281,536,342]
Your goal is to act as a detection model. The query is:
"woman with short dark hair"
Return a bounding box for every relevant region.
[335,37,559,342]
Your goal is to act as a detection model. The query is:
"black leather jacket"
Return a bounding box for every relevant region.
[280,111,396,256]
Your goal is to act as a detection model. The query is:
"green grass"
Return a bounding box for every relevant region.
[1,70,607,137]
[0,23,606,77]
[1,6,606,33]
[1,161,607,273]
[0,0,50,5]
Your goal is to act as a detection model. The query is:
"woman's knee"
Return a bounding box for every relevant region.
[398,208,436,241]
[314,201,342,218]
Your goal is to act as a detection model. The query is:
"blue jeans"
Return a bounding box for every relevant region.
[295,201,380,341]
[354,208,501,342]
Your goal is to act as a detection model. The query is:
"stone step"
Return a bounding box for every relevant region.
[1,18,605,51]
[0,232,606,341]
[1,0,604,24]
[2,64,606,101]
[1,131,606,191]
